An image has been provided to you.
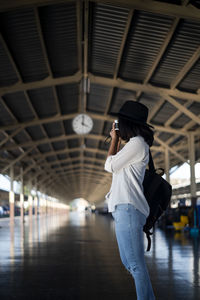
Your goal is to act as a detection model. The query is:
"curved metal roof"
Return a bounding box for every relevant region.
[0,0,199,203]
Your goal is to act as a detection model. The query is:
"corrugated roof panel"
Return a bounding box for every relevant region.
[0,9,48,82]
[99,140,109,151]
[9,149,21,158]
[139,93,161,112]
[58,161,70,167]
[68,139,79,149]
[178,59,200,92]
[96,153,106,160]
[154,0,182,3]
[38,143,51,153]
[152,101,177,125]
[12,130,30,144]
[3,140,15,149]
[173,97,187,105]
[0,132,5,141]
[119,11,174,82]
[43,122,63,137]
[87,84,112,113]
[169,135,185,147]
[72,160,81,166]
[91,119,103,135]
[56,83,79,114]
[150,20,200,87]
[89,3,130,77]
[64,119,74,135]
[26,125,45,140]
[61,161,74,167]
[84,160,93,166]
[51,163,60,169]
[103,121,112,136]
[69,151,80,158]
[170,114,191,128]
[72,166,80,171]
[158,132,173,142]
[84,151,95,158]
[109,88,137,114]
[25,148,37,156]
[190,124,199,131]
[0,101,16,126]
[0,40,19,87]
[57,153,67,160]
[153,141,160,147]
[46,155,56,162]
[52,141,65,150]
[3,92,35,122]
[188,102,200,116]
[85,138,98,148]
[39,3,78,77]
[93,161,103,167]
[28,87,58,118]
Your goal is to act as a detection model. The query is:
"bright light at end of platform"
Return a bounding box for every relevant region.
[71,198,89,212]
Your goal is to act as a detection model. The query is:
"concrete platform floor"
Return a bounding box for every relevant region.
[0,212,199,300]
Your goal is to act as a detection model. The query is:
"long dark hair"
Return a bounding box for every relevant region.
[118,116,154,147]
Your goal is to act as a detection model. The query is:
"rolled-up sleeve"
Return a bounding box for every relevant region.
[104,137,146,173]
[104,155,113,173]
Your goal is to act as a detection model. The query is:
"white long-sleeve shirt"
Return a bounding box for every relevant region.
[104,135,150,218]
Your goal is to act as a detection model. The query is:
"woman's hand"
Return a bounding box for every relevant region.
[110,122,119,140]
[107,122,121,157]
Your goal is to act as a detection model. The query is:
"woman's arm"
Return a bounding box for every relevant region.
[105,137,146,173]
[107,122,120,157]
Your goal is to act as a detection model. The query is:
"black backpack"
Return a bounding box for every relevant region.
[143,151,172,251]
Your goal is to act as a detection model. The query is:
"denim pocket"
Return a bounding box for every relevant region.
[115,204,129,211]
[113,206,130,225]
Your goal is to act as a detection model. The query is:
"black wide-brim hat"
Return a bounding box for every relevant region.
[110,100,154,128]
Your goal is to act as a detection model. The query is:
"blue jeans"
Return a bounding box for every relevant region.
[112,204,155,300]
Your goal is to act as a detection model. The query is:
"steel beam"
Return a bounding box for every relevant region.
[0,71,82,96]
[0,0,200,21]
[89,73,200,102]
[188,133,196,198]
[164,148,170,183]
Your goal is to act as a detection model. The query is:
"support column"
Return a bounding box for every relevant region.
[28,184,33,219]
[20,167,24,223]
[34,195,38,217]
[9,166,15,223]
[37,193,40,216]
[188,133,196,206]
[40,196,44,215]
[34,181,38,217]
[165,148,170,183]
[45,194,48,215]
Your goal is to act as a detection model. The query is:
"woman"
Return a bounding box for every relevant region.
[104,101,155,300]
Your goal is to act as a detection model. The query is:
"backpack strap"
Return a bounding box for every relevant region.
[148,150,155,172]
[144,230,154,252]
[144,151,157,252]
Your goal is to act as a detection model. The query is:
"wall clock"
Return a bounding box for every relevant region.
[72,114,93,135]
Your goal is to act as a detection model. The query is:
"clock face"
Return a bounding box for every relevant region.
[72,114,93,135]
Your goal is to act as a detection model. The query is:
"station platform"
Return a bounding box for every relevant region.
[0,212,199,300]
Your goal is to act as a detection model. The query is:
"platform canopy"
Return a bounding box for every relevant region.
[0,0,199,203]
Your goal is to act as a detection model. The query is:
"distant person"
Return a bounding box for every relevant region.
[104,101,155,300]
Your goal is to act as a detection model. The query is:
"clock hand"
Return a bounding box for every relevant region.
[81,115,90,127]
[81,115,84,125]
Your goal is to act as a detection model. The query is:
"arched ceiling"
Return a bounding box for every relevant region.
[0,0,199,203]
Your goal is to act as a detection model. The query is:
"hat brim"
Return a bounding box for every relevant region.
[109,112,154,129]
